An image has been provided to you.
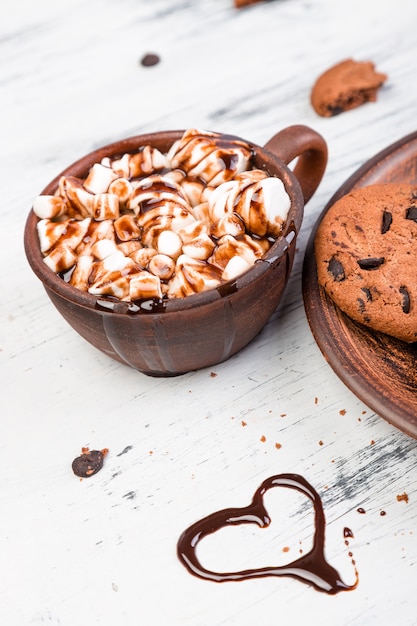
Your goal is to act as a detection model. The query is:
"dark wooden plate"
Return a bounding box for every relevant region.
[303,131,417,439]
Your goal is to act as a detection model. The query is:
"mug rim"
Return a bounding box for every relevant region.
[24,129,305,315]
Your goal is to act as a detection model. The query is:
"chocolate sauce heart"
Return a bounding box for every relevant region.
[177,473,358,594]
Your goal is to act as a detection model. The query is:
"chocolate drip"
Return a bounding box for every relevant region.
[177,474,358,595]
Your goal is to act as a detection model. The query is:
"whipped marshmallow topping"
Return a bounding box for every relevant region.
[33,129,292,302]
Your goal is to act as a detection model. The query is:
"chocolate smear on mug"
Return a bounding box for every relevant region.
[177,473,358,594]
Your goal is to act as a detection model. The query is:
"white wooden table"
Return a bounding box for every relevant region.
[2,0,417,624]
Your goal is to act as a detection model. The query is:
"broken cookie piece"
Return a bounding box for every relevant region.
[311,59,387,117]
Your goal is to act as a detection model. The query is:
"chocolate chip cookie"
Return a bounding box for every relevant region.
[315,183,417,342]
[311,59,387,117]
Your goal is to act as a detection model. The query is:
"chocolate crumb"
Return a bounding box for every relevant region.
[72,448,108,478]
[140,53,160,67]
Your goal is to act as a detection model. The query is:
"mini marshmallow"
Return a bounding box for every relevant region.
[108,178,133,206]
[90,238,119,260]
[233,175,291,238]
[174,254,221,296]
[189,203,211,230]
[100,250,133,273]
[210,214,245,239]
[207,180,239,222]
[128,174,190,214]
[128,145,170,178]
[110,153,131,178]
[129,247,158,269]
[87,252,139,300]
[83,163,119,194]
[33,195,66,219]
[69,255,94,291]
[93,193,120,221]
[89,275,131,300]
[43,243,78,274]
[128,271,162,301]
[222,255,252,281]
[259,177,291,237]
[37,219,69,253]
[59,176,94,218]
[157,229,182,260]
[209,234,258,270]
[114,214,141,241]
[118,241,143,256]
[179,177,206,207]
[182,234,215,261]
[37,217,91,254]
[148,253,176,280]
[139,203,196,239]
[57,217,91,252]
[177,220,208,244]
[75,219,115,256]
[167,129,252,184]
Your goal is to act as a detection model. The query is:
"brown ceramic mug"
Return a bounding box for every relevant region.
[24,125,327,376]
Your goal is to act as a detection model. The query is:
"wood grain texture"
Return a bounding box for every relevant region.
[2,0,417,624]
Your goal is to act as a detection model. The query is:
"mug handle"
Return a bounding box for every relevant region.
[263,125,328,204]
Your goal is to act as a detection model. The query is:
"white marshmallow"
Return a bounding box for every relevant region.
[33,195,66,219]
[84,163,119,194]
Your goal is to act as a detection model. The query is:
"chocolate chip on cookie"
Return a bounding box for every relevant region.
[315,183,417,342]
[311,59,387,117]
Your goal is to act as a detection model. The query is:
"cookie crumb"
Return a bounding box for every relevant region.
[234,0,264,7]
[397,492,409,504]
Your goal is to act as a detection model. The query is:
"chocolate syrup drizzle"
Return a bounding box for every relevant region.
[177,473,358,595]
